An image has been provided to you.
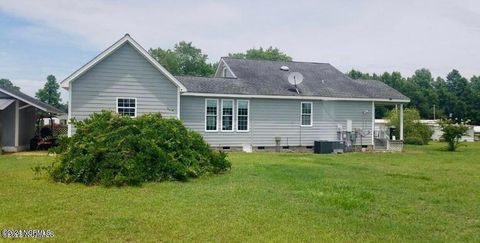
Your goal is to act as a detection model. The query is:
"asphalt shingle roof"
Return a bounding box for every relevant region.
[177,57,409,101]
[0,86,65,114]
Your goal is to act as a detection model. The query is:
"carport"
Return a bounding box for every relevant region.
[0,86,64,152]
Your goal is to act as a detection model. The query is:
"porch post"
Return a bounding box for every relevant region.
[14,100,19,147]
[371,101,375,146]
[400,103,404,141]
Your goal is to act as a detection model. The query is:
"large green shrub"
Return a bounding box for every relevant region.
[386,108,433,145]
[50,111,230,186]
[439,118,469,151]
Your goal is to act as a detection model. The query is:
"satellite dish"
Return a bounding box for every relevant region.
[288,72,304,86]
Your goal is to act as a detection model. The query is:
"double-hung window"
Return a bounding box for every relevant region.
[205,99,218,131]
[117,98,137,117]
[237,100,249,131]
[301,102,313,126]
[221,100,234,131]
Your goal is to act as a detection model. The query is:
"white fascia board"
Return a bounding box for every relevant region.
[60,34,187,92]
[181,92,410,103]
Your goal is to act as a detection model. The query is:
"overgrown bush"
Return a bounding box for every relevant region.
[387,108,433,145]
[50,111,230,186]
[404,137,424,145]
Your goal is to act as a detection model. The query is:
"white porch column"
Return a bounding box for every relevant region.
[14,100,19,147]
[400,103,404,141]
[371,101,375,146]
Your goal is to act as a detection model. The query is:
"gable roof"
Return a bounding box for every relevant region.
[0,99,15,110]
[60,34,187,91]
[351,79,409,101]
[0,86,64,114]
[178,57,409,102]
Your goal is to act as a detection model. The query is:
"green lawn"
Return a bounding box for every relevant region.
[1,143,479,242]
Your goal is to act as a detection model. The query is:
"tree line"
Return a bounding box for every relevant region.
[347,69,480,124]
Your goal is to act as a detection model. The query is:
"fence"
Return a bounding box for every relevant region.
[53,125,68,137]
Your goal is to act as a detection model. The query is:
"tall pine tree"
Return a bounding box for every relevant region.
[36,75,65,111]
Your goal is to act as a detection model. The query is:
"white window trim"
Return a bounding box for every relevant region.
[236,100,250,132]
[221,99,235,132]
[116,97,138,117]
[205,98,219,132]
[300,102,313,127]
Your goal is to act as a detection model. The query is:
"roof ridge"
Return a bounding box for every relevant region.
[174,75,237,79]
[221,56,331,65]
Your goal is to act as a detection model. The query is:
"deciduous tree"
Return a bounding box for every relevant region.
[229,47,292,61]
[149,41,215,77]
[0,78,20,90]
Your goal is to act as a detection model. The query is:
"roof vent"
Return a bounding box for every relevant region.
[280,66,289,71]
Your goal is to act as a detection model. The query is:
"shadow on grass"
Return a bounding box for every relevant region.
[385,173,431,181]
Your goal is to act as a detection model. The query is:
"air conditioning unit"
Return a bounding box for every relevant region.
[314,141,345,154]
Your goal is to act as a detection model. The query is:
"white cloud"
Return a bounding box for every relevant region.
[12,79,43,97]
[0,0,480,78]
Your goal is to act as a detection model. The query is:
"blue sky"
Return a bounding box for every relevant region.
[0,13,96,99]
[1,0,480,100]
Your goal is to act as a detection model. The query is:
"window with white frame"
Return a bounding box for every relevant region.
[117,98,137,117]
[205,99,218,131]
[301,102,312,126]
[221,100,234,131]
[237,100,249,131]
[222,67,228,77]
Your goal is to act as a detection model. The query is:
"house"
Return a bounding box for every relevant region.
[420,120,475,142]
[0,86,64,152]
[61,34,409,151]
[475,126,480,141]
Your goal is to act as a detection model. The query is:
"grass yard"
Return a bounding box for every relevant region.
[1,143,479,242]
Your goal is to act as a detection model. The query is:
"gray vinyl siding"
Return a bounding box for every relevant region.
[0,101,15,146]
[70,42,178,132]
[0,100,36,147]
[181,96,373,147]
[19,105,36,146]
